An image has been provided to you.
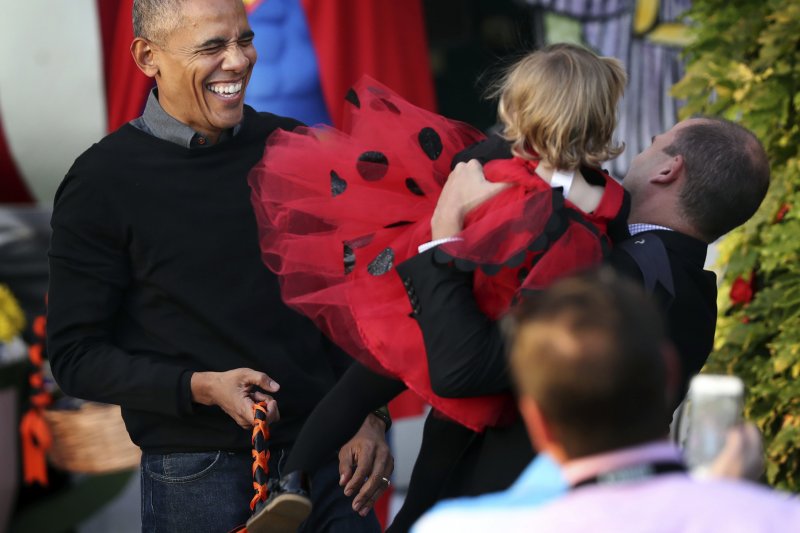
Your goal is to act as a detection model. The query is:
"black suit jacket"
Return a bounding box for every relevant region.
[394,230,716,497]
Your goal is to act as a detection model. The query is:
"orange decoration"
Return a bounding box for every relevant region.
[32,315,47,338]
[30,392,52,408]
[29,372,43,388]
[19,410,52,485]
[250,480,269,511]
[28,344,43,366]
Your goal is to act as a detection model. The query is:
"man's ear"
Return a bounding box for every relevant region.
[650,154,684,186]
[131,38,159,78]
[518,395,552,453]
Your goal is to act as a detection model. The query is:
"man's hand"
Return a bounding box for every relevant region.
[709,422,764,481]
[431,159,510,240]
[191,368,280,428]
[338,413,394,516]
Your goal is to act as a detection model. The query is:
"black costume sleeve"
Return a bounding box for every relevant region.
[450,132,514,167]
[397,244,668,399]
[47,169,193,417]
[395,246,653,399]
[395,249,512,397]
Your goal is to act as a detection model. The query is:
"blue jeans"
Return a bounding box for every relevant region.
[141,449,381,533]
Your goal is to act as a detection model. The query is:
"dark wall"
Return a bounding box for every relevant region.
[423,0,538,132]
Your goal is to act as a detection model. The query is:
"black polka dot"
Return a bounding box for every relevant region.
[480,264,501,275]
[405,178,425,196]
[384,221,412,229]
[367,248,394,276]
[344,244,356,274]
[418,127,443,160]
[528,233,549,252]
[517,267,530,284]
[357,151,389,181]
[454,258,476,272]
[370,98,400,114]
[345,88,360,108]
[506,251,527,268]
[331,170,347,197]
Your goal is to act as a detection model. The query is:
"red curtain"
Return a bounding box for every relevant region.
[301,0,437,129]
[96,0,153,132]
[0,112,33,204]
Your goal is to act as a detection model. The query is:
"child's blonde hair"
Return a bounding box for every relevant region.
[491,43,627,170]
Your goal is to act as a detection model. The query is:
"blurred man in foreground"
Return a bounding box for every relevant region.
[413,269,800,532]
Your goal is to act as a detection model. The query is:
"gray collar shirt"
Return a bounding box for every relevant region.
[129,88,241,148]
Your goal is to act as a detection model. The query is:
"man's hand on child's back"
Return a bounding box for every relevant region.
[432,159,510,239]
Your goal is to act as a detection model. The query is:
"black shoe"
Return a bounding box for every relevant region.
[246,471,312,533]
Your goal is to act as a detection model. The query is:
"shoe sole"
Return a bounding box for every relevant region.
[246,494,312,533]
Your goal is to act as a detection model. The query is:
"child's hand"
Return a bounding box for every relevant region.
[708,423,764,481]
[432,160,510,239]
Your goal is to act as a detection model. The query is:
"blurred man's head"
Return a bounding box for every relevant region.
[131,0,256,143]
[510,269,676,461]
[624,117,770,242]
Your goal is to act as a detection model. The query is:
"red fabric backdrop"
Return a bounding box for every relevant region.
[301,0,436,129]
[0,112,32,204]
[96,0,152,132]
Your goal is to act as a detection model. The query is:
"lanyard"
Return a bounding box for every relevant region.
[571,461,687,490]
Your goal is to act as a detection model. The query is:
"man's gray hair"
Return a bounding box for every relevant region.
[132,0,186,43]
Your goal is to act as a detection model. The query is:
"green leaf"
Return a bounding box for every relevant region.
[681,0,800,492]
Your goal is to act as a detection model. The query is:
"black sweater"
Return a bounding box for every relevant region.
[48,107,346,452]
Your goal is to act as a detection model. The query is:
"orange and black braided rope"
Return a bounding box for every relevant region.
[20,310,53,486]
[250,402,271,511]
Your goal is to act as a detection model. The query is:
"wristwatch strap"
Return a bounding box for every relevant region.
[372,405,392,432]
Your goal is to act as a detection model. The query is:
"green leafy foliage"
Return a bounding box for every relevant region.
[673,0,800,491]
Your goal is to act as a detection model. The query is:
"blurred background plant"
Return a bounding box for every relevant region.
[0,284,25,343]
[0,283,27,366]
[673,0,800,492]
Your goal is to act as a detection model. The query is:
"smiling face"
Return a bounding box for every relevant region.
[149,0,256,142]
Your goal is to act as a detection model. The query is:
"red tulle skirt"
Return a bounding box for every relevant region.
[249,77,625,432]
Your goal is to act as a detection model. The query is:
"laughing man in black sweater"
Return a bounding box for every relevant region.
[47,1,390,532]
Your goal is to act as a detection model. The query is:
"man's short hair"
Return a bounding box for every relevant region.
[667,118,770,242]
[132,0,186,43]
[510,268,670,458]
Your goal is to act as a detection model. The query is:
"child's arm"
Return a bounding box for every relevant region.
[431,160,510,240]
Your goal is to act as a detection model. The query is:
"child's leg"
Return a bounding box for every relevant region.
[386,411,476,533]
[285,362,406,474]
